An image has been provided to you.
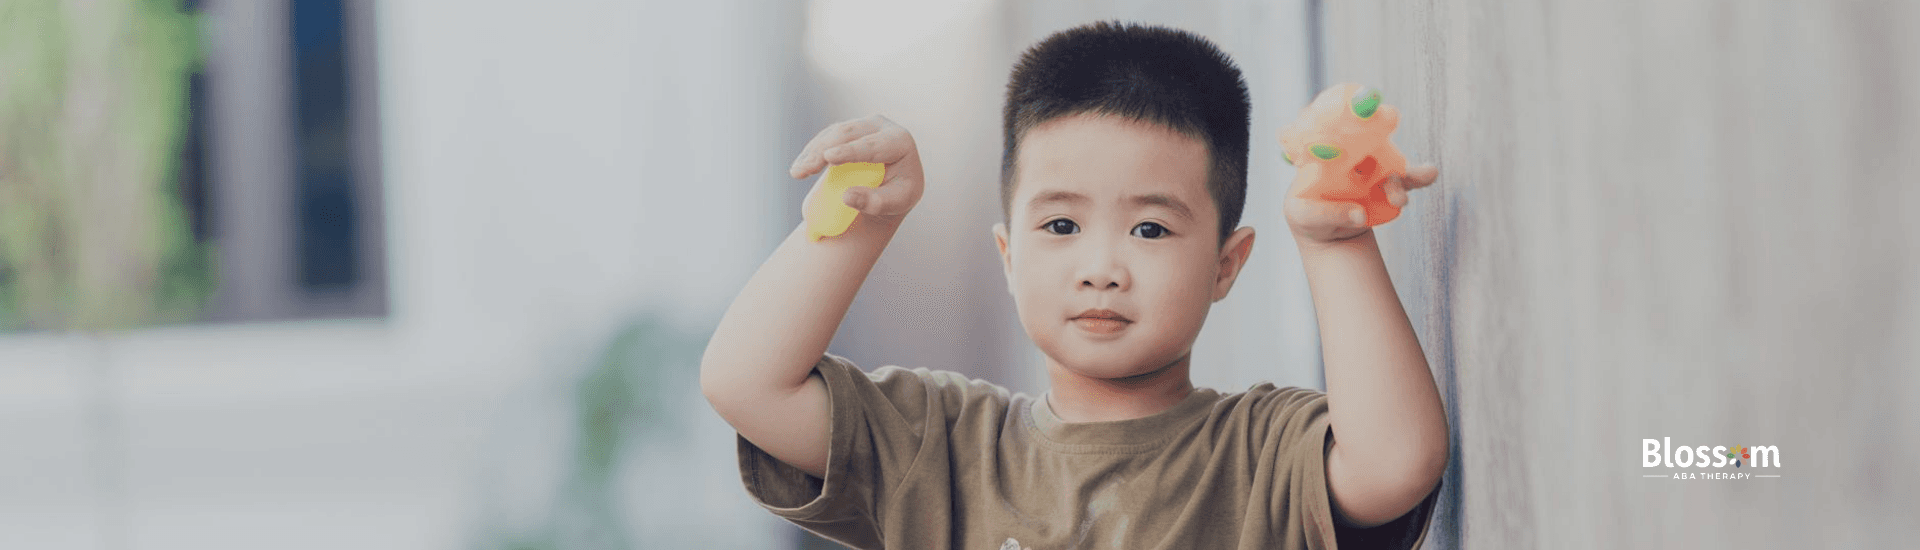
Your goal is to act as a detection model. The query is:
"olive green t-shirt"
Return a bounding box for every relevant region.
[736,354,1438,550]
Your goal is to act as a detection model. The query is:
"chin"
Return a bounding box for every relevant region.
[1025,321,1192,381]
[1049,346,1178,381]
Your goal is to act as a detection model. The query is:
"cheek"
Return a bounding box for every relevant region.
[1143,253,1219,324]
[1007,248,1064,321]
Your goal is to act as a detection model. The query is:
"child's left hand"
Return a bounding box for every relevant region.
[1285,164,1439,245]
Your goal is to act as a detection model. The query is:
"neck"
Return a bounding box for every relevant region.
[1044,353,1195,423]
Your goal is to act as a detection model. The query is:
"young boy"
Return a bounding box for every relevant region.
[702,21,1447,549]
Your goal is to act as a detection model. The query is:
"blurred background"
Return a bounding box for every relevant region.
[3,0,1917,549]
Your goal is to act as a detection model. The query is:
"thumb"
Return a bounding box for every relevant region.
[841,187,870,211]
[844,182,915,217]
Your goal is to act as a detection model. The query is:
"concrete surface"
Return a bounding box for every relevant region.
[1324,1,1920,547]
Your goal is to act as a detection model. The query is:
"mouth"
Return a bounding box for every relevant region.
[1070,309,1132,334]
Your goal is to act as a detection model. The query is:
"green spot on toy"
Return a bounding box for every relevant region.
[1283,150,1294,166]
[1351,87,1381,119]
[1310,143,1342,160]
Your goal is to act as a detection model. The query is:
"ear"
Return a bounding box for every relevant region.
[992,223,1014,295]
[1212,226,1256,302]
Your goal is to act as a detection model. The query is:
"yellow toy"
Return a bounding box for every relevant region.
[804,162,885,240]
[1278,83,1408,227]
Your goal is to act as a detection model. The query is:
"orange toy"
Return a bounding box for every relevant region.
[1278,83,1408,227]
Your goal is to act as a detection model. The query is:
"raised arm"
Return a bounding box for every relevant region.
[700,115,925,478]
[1285,166,1449,528]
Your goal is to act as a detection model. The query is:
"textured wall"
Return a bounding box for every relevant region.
[1323,2,1920,547]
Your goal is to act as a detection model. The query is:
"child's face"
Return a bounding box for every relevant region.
[994,113,1254,381]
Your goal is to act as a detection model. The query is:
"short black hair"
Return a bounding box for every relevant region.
[1001,21,1251,243]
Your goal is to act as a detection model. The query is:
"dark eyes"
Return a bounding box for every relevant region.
[1131,222,1169,239]
[1040,219,1171,239]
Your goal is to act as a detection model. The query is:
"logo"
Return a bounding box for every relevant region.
[1641,437,1782,480]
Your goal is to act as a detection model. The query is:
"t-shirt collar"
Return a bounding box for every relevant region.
[1027,387,1220,451]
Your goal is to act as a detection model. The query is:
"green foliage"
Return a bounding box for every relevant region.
[475,312,702,550]
[0,0,210,331]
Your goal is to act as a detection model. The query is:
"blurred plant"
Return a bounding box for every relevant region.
[0,0,212,332]
[480,312,701,550]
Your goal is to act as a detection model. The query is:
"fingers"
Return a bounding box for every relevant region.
[1384,176,1409,208]
[841,179,916,217]
[1403,164,1439,190]
[789,116,883,179]
[1383,164,1438,207]
[822,128,911,166]
[1286,195,1367,230]
[791,115,912,179]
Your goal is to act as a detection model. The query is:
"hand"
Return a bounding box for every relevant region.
[1285,164,1438,245]
[789,114,926,223]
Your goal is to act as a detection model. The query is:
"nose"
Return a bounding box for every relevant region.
[1075,241,1130,292]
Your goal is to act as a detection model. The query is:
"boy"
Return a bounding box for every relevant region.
[702,21,1447,549]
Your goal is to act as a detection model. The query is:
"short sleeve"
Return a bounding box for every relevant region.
[735,354,938,550]
[1263,387,1440,550]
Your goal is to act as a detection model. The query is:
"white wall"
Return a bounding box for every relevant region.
[1329,1,1920,547]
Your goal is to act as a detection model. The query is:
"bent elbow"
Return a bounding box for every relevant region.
[698,356,742,414]
[1329,430,1450,528]
[1401,421,1451,503]
[1422,417,1452,487]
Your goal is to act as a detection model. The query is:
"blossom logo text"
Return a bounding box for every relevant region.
[1641,437,1782,480]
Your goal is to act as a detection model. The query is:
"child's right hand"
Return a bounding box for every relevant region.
[789,114,926,224]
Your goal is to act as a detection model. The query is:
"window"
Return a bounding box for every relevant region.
[193,0,387,323]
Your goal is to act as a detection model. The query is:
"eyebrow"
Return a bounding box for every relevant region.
[1026,190,1195,221]
[1130,193,1195,222]
[1027,190,1090,210]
